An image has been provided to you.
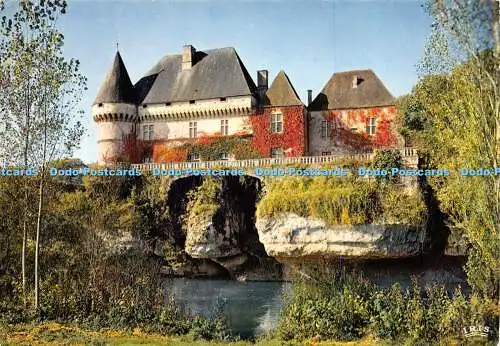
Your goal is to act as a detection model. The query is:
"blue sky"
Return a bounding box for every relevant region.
[56,0,432,163]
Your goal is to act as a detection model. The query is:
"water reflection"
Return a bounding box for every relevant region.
[164,278,288,338]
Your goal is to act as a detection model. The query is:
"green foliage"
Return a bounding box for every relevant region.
[277,265,375,341]
[370,283,407,339]
[279,266,498,343]
[178,136,262,161]
[377,186,426,225]
[257,175,426,226]
[411,0,500,296]
[231,140,262,160]
[185,176,221,224]
[372,149,402,184]
[189,314,232,341]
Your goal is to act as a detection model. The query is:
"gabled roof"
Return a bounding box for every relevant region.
[135,47,257,104]
[264,71,303,107]
[308,69,394,111]
[93,52,136,105]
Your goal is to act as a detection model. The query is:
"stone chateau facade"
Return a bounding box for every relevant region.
[93,45,401,165]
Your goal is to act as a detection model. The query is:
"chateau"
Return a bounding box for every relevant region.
[93,45,400,164]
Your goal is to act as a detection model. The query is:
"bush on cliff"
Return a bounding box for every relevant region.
[257,175,425,226]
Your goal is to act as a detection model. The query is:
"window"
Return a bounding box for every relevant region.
[321,151,331,156]
[188,153,200,162]
[98,103,103,107]
[143,124,154,141]
[320,120,332,139]
[366,118,376,136]
[220,97,227,102]
[220,119,229,136]
[143,155,153,163]
[271,147,283,158]
[189,100,196,104]
[220,152,229,160]
[166,102,171,106]
[351,127,358,133]
[271,112,283,133]
[189,121,197,138]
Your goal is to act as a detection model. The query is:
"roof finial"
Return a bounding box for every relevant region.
[116,42,119,52]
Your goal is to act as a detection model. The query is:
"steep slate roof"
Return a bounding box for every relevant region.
[135,47,257,104]
[308,69,394,111]
[93,52,136,105]
[264,71,303,106]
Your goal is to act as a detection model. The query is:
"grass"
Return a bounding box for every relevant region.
[256,175,426,226]
[0,322,395,346]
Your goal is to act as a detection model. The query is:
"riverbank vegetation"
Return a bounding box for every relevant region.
[0,0,499,345]
[2,161,496,345]
[278,265,497,345]
[257,174,426,226]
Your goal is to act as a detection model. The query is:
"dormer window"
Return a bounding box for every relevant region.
[220,97,227,102]
[352,75,359,89]
[166,102,171,106]
[142,104,148,108]
[98,103,103,107]
[189,100,196,104]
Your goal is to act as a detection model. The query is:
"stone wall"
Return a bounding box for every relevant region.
[250,105,307,157]
[308,106,401,155]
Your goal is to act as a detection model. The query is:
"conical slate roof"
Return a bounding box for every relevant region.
[264,70,303,106]
[93,52,136,105]
[308,69,394,111]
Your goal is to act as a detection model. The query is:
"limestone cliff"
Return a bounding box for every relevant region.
[256,213,426,260]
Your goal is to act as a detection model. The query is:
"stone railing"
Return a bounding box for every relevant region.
[130,147,418,171]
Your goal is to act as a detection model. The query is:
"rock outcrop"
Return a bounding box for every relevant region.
[185,218,242,259]
[256,213,426,260]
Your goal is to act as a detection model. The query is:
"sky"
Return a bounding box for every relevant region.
[53,0,432,164]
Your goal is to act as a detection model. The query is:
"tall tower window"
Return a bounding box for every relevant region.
[271,112,283,133]
[366,118,376,136]
[220,119,229,136]
[143,124,154,140]
[189,121,197,138]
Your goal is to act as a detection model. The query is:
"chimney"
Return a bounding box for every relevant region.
[307,89,312,106]
[257,70,268,104]
[352,75,359,88]
[257,70,268,89]
[182,45,196,70]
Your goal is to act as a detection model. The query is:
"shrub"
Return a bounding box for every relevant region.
[277,264,374,341]
[372,149,403,184]
[377,186,426,224]
[257,174,426,226]
[370,283,407,340]
[278,269,499,344]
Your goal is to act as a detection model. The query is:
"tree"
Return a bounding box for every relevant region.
[0,0,47,298]
[414,0,499,296]
[0,0,86,308]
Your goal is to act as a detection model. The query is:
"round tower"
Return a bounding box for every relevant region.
[92,51,138,165]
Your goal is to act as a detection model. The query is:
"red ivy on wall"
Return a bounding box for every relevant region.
[321,106,398,150]
[153,145,188,162]
[249,106,306,157]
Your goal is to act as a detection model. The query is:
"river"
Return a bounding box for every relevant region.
[164,278,289,339]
